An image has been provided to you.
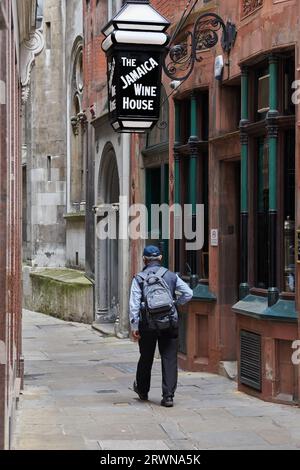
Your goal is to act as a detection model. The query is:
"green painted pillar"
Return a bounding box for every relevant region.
[267,55,279,305]
[174,101,181,206]
[187,94,199,275]
[188,94,198,215]
[269,55,278,116]
[174,101,181,272]
[268,55,279,212]
[241,66,249,214]
[239,66,250,299]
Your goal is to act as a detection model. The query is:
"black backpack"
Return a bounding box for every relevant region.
[138,267,176,331]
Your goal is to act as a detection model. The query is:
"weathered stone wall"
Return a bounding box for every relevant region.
[27,269,93,324]
[83,1,131,335]
[64,0,85,269]
[64,215,86,270]
[24,0,67,268]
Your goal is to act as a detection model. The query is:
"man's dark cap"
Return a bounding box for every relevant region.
[143,245,161,257]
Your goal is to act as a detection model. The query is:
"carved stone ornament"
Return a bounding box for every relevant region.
[242,0,263,18]
[20,29,44,103]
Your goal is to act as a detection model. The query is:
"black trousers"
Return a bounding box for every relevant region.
[136,328,178,399]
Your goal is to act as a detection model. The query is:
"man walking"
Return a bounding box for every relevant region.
[129,245,193,407]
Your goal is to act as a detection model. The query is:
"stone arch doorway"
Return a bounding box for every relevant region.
[95,144,120,324]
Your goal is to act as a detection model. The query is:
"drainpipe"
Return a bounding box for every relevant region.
[118,132,131,337]
[188,93,199,277]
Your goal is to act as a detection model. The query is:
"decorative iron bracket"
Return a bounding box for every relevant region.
[163,12,237,82]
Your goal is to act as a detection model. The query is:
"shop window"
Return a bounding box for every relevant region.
[253,54,295,121]
[283,130,295,292]
[179,91,209,142]
[145,165,169,268]
[253,131,295,292]
[177,92,209,280]
[256,68,269,120]
[255,137,269,288]
[283,57,295,116]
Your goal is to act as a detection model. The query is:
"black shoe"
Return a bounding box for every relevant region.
[133,381,148,401]
[161,397,173,407]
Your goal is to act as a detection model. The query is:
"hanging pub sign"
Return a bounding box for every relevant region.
[106,48,164,132]
[102,1,170,133]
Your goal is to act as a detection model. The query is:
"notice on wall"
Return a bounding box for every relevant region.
[210,229,219,247]
[107,49,162,126]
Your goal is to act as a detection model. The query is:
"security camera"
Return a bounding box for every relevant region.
[170,80,181,90]
[215,55,224,81]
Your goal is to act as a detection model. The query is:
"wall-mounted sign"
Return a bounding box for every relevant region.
[107,47,163,133]
[211,229,219,247]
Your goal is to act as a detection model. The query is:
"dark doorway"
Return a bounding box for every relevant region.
[219,159,241,359]
[145,164,169,268]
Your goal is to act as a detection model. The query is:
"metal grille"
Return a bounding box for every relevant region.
[240,330,262,391]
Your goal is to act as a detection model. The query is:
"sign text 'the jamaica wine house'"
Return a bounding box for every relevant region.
[107,49,164,133]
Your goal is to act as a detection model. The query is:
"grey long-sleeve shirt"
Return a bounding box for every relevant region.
[129,274,193,332]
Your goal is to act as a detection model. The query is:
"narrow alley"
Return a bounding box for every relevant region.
[13,310,300,450]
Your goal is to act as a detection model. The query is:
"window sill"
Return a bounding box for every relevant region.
[232,294,297,322]
[250,287,295,300]
[191,283,216,302]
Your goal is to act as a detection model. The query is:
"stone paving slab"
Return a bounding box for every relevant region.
[98,440,170,450]
[13,309,300,450]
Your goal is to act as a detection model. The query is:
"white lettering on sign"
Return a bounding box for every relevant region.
[110,99,116,112]
[108,58,115,90]
[121,57,136,67]
[120,57,159,89]
[123,97,154,111]
[134,84,157,97]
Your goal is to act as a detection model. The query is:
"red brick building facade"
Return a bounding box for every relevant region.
[83,1,300,405]
[130,0,300,405]
[0,0,38,449]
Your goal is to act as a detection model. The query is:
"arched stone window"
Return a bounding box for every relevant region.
[70,39,85,208]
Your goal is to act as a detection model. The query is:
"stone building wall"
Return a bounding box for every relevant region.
[24,0,67,268]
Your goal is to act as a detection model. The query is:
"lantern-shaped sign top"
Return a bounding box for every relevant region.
[102,0,170,133]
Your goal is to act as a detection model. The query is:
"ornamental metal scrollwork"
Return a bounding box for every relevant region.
[164,31,194,82]
[163,12,237,82]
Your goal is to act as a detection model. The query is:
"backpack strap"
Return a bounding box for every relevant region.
[136,267,168,282]
[155,267,168,279]
[136,271,148,282]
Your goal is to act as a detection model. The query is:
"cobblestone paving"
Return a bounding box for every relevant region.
[13,310,300,450]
